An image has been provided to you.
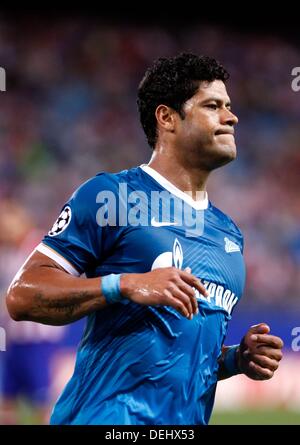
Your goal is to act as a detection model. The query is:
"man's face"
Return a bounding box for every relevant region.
[175,80,238,170]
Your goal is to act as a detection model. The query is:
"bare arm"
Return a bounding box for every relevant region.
[6,251,105,325]
[6,250,209,326]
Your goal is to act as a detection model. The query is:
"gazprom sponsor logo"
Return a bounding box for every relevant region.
[173,238,183,269]
[150,238,239,315]
[195,280,238,315]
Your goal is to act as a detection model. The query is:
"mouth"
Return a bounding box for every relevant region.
[215,129,235,136]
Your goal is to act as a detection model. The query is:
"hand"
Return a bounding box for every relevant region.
[120,267,209,320]
[237,323,284,380]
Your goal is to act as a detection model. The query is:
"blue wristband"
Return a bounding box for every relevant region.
[223,345,241,376]
[101,274,123,304]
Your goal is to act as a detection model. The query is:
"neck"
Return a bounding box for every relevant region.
[147,150,210,201]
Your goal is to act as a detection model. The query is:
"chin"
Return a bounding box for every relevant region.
[223,145,237,161]
[208,145,237,170]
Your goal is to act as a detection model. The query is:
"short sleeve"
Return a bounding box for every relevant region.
[36,175,109,275]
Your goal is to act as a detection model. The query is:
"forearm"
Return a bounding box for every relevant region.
[217,345,241,380]
[6,252,209,326]
[7,267,105,326]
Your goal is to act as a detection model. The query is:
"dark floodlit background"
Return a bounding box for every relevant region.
[0,14,300,424]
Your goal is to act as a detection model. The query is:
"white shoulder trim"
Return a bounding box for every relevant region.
[35,243,81,276]
[140,164,209,210]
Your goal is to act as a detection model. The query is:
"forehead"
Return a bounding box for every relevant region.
[190,80,230,103]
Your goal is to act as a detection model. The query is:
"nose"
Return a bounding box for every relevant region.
[222,108,238,126]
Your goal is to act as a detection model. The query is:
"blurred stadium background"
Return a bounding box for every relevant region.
[0,12,300,424]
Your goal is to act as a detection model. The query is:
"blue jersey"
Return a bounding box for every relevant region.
[37,165,246,425]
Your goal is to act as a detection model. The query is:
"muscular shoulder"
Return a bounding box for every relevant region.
[73,167,141,204]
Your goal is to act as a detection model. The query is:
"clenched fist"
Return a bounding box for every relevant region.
[237,323,284,380]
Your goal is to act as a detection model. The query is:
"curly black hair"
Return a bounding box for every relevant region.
[137,53,229,149]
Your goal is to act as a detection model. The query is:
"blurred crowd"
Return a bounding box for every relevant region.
[1,19,300,308]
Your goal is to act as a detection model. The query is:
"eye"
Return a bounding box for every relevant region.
[205,104,218,110]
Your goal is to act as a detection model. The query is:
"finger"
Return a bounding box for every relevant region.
[250,334,284,349]
[164,287,193,319]
[249,354,279,372]
[179,270,209,297]
[248,361,274,380]
[251,346,283,361]
[164,289,190,319]
[170,287,194,319]
[178,279,198,315]
[184,267,192,273]
[249,323,270,335]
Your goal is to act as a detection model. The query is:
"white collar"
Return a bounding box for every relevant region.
[140,164,209,210]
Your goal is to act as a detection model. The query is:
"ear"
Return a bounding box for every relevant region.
[155,105,176,133]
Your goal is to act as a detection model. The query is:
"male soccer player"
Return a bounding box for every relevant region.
[6,53,283,425]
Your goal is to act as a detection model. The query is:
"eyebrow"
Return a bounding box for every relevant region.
[201,97,231,107]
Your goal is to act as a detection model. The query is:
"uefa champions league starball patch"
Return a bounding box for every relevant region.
[48,206,72,236]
